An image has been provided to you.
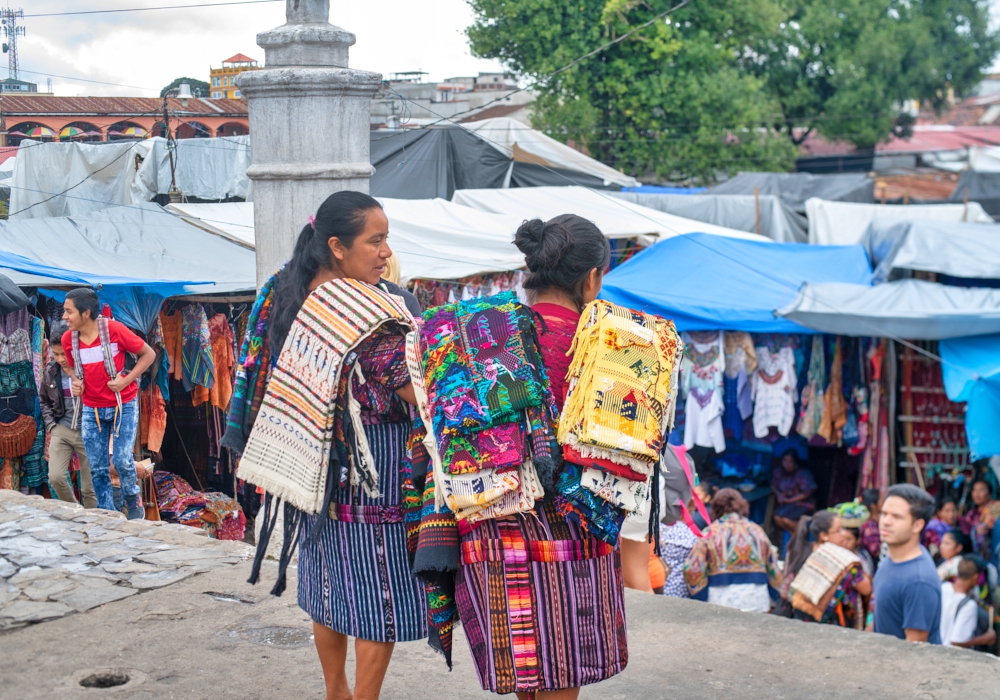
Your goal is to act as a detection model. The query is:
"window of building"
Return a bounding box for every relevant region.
[212,91,222,98]
[233,90,241,98]
[212,77,220,87]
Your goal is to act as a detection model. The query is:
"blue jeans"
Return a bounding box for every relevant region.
[81,398,140,511]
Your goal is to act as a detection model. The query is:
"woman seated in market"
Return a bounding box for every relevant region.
[923,496,958,561]
[785,510,871,630]
[683,488,782,612]
[959,480,1000,560]
[771,449,817,538]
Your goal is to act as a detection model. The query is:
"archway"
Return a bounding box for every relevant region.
[107,121,150,141]
[6,121,57,146]
[60,121,103,142]
[175,121,212,139]
[216,121,249,138]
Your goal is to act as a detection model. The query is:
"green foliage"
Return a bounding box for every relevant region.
[466,0,999,181]
[159,77,211,99]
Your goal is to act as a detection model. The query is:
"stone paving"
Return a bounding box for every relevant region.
[0,489,252,631]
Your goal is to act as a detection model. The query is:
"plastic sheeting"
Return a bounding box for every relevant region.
[861,219,1000,283]
[451,186,762,242]
[805,198,994,245]
[462,118,639,188]
[165,201,256,248]
[949,170,1000,217]
[10,137,251,220]
[0,203,255,295]
[600,233,872,332]
[778,280,1000,339]
[940,333,1000,460]
[609,191,807,243]
[705,172,875,213]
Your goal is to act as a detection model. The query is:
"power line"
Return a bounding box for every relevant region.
[14,67,158,92]
[24,0,281,18]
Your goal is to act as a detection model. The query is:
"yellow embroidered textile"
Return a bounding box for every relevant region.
[559,300,683,468]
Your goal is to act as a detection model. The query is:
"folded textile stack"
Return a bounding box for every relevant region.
[154,471,246,541]
[556,300,683,544]
[411,292,559,523]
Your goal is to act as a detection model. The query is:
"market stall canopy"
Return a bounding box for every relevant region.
[370,119,638,199]
[705,172,875,213]
[805,198,994,246]
[159,198,525,282]
[861,219,1000,283]
[9,136,251,219]
[778,280,1000,339]
[452,186,762,242]
[949,170,1000,217]
[609,191,807,243]
[940,332,1000,460]
[0,203,254,295]
[601,233,872,332]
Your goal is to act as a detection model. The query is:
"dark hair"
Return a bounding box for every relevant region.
[972,479,994,499]
[936,495,957,513]
[710,488,749,521]
[513,214,610,311]
[780,449,800,467]
[65,288,99,322]
[860,489,880,508]
[944,528,971,554]
[49,322,68,346]
[885,483,935,528]
[786,510,840,578]
[269,191,383,355]
[958,556,981,580]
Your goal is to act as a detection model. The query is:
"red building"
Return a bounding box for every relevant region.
[0,95,249,146]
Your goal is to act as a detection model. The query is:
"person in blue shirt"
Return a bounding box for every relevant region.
[872,484,942,644]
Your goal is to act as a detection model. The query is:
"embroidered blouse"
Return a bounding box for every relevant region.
[351,323,412,424]
[532,303,580,411]
[683,512,782,600]
[751,346,797,438]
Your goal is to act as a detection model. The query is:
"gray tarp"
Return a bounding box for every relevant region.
[778,279,1000,339]
[861,219,1000,283]
[609,192,807,243]
[705,172,875,213]
[0,203,255,295]
[948,170,1000,217]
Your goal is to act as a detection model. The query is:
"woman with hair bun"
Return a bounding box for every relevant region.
[453,214,627,699]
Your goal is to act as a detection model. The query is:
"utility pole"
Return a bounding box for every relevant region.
[162,97,182,203]
[0,9,25,81]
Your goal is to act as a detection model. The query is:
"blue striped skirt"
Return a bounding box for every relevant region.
[297,421,428,643]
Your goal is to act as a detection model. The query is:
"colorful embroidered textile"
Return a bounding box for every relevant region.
[790,542,860,607]
[797,336,825,439]
[532,303,580,409]
[193,313,235,410]
[554,463,627,545]
[222,270,278,456]
[153,471,246,540]
[180,304,215,392]
[683,513,782,599]
[159,311,183,381]
[237,279,415,513]
[751,346,797,438]
[818,338,847,444]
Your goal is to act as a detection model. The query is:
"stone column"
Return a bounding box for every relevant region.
[238,0,382,286]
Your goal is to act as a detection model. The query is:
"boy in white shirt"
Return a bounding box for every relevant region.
[939,558,980,647]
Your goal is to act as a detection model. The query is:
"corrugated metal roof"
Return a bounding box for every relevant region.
[878,126,1000,154]
[0,95,247,116]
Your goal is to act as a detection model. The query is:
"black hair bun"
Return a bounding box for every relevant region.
[514,218,570,271]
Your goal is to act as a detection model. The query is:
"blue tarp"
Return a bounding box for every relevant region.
[0,248,199,291]
[940,333,1000,460]
[620,185,707,194]
[600,233,873,332]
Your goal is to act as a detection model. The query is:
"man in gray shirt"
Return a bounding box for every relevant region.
[40,325,96,508]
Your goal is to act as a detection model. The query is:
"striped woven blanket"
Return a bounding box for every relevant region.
[236,278,415,514]
[790,542,861,605]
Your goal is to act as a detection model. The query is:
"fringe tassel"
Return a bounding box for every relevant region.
[248,492,277,586]
[271,501,302,597]
[347,364,380,498]
[648,452,663,557]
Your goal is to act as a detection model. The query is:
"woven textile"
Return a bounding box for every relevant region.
[222,270,278,456]
[180,304,215,392]
[789,542,860,606]
[237,279,414,514]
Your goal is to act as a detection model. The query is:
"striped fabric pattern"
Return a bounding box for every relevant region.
[238,279,414,513]
[298,421,428,643]
[455,501,628,694]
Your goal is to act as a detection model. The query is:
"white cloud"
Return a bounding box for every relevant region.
[15,0,503,96]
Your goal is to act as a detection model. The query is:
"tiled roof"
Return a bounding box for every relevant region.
[458,104,530,123]
[0,95,248,116]
[0,146,17,165]
[222,53,256,64]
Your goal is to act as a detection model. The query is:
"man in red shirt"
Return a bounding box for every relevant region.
[62,288,155,519]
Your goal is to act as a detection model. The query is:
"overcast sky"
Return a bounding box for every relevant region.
[18,0,503,96]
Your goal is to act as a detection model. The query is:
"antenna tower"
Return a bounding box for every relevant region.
[0,9,25,80]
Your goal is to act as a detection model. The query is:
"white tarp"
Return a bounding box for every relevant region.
[165,201,256,248]
[969,146,1000,172]
[451,186,764,243]
[609,191,807,243]
[462,118,640,188]
[10,136,251,219]
[778,280,1000,339]
[805,198,994,245]
[861,219,1000,283]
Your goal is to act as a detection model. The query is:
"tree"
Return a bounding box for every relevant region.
[745,0,1000,149]
[467,0,799,182]
[159,77,211,98]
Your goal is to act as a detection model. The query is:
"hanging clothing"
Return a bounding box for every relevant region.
[818,338,847,444]
[751,346,797,438]
[192,314,235,410]
[797,336,825,439]
[159,311,184,382]
[180,304,215,393]
[682,331,725,452]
